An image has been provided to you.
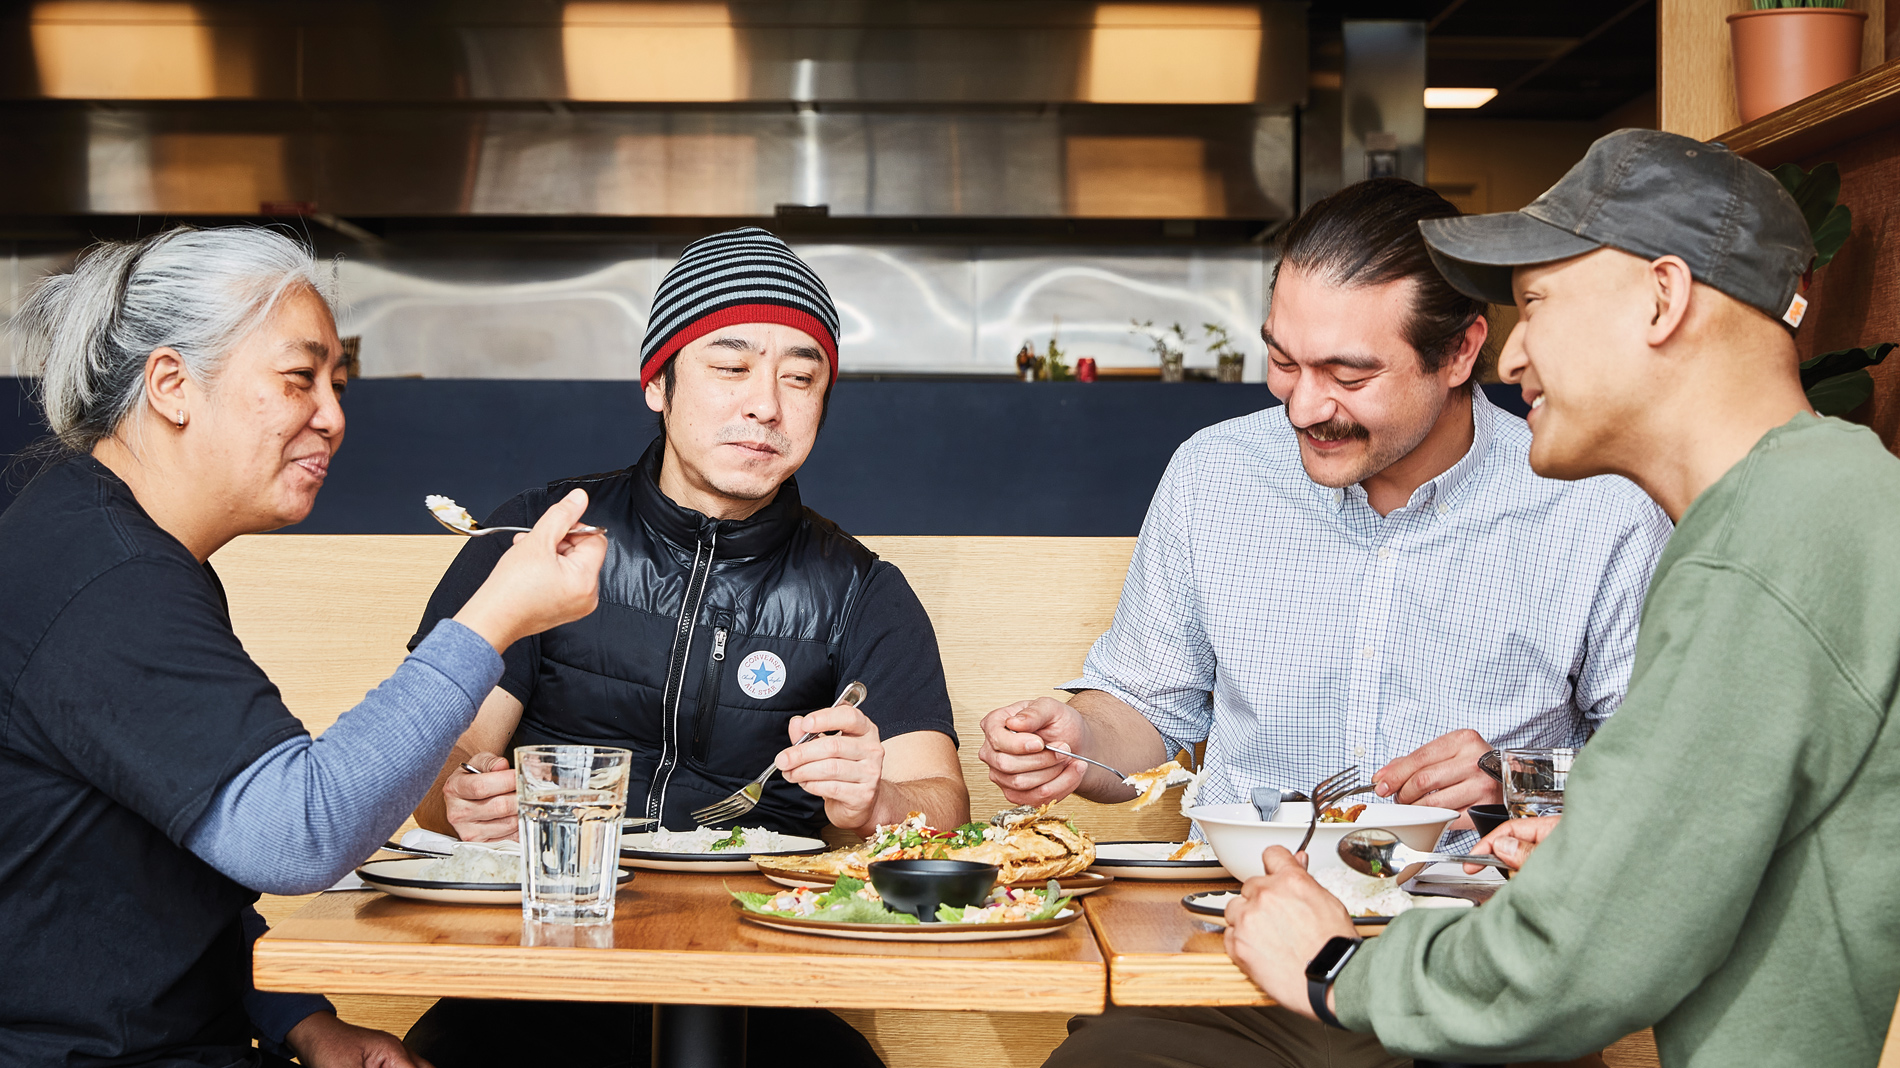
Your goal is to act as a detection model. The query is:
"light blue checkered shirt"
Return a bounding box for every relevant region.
[1067,389,1673,842]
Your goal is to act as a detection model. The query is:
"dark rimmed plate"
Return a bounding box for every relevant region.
[356,857,634,905]
[1180,889,1473,928]
[731,899,1081,942]
[619,831,829,873]
[1089,841,1232,881]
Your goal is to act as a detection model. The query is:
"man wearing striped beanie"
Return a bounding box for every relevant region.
[404,228,967,1068]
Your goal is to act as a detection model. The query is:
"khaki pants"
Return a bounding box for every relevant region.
[1044,1005,1610,1068]
[1047,1005,1409,1068]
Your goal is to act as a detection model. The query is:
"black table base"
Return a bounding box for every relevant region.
[653,1004,748,1068]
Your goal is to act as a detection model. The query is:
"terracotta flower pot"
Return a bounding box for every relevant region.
[1729,7,1867,123]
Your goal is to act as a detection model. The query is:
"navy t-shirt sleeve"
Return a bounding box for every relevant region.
[410,491,543,704]
[12,557,307,844]
[837,562,956,747]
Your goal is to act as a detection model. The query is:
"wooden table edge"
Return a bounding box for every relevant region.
[1083,893,1273,1009]
[254,937,1107,1014]
[1102,951,1274,1008]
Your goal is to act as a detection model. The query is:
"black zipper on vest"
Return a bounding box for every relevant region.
[690,615,730,763]
[647,532,716,822]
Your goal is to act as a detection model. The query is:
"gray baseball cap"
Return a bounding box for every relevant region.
[1419,129,1815,331]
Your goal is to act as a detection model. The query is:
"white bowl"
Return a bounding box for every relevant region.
[1185,802,1457,882]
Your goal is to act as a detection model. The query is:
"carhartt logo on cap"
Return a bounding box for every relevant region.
[1783,293,1809,328]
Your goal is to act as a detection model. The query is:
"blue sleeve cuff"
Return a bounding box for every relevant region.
[409,618,506,708]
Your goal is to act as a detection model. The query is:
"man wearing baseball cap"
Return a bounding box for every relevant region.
[1220,129,1900,1067]
[404,227,965,1068]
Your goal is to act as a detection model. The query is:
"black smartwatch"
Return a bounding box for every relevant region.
[1305,935,1363,1030]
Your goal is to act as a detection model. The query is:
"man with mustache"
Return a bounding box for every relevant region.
[980,179,1673,1068]
[404,228,965,1068]
[1222,130,1900,1068]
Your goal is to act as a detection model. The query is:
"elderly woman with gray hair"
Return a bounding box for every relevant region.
[0,227,606,1068]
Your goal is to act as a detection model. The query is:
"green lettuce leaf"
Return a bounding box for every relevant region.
[935,902,968,922]
[727,886,778,913]
[819,895,920,924]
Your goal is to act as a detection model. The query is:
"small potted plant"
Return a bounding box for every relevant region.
[1040,333,1074,382]
[1730,0,1867,123]
[1132,319,1187,382]
[1203,323,1245,383]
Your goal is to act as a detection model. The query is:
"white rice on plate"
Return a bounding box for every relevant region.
[1311,866,1415,917]
[642,826,801,854]
[418,844,518,884]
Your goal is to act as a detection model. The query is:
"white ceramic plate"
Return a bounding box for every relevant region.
[1088,841,1233,881]
[1181,889,1473,928]
[732,900,1082,942]
[355,857,634,906]
[619,832,828,873]
[761,870,1115,897]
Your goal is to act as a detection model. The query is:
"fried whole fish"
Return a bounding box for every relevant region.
[752,807,1096,884]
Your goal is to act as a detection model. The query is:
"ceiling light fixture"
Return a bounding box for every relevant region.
[1425,87,1499,109]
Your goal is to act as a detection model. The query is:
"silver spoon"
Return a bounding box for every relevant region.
[425,495,602,538]
[1046,743,1127,779]
[1250,786,1308,822]
[1338,827,1513,877]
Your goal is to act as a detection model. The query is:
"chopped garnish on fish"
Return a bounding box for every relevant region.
[754,806,1094,884]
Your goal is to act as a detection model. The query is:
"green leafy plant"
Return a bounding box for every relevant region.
[1043,334,1073,381]
[1203,322,1245,381]
[1768,162,1890,415]
[1752,0,1846,8]
[1801,343,1894,416]
[1131,319,1187,368]
[1771,162,1852,273]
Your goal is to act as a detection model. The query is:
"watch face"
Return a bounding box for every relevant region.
[1305,936,1361,981]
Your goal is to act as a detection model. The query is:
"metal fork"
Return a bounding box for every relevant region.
[688,680,868,826]
[1294,766,1379,853]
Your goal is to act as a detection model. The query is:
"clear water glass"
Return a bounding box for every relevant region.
[1502,746,1574,818]
[515,745,631,924]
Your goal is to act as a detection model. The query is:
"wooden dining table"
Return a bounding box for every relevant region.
[254,866,1107,1067]
[1080,878,1269,1007]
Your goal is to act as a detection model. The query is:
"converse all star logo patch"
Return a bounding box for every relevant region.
[736,650,788,700]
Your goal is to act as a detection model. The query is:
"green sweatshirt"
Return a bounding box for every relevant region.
[1335,414,1900,1067]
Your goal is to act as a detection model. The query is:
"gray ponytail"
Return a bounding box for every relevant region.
[15,226,339,452]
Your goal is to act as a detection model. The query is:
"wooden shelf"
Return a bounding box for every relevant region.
[1719,57,1900,167]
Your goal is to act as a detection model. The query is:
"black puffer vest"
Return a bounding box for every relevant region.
[508,438,878,835]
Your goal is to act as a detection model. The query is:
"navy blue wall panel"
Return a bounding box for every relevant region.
[0,379,1530,535]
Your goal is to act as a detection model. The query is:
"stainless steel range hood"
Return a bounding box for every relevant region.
[0,1,1307,221]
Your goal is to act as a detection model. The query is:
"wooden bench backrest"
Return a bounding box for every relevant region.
[210,534,1190,843]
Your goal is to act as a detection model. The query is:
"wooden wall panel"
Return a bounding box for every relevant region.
[1789,124,1900,452]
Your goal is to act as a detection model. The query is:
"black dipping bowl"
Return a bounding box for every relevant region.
[1468,804,1510,839]
[868,859,999,922]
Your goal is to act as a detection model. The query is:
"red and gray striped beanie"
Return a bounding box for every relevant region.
[639,227,840,390]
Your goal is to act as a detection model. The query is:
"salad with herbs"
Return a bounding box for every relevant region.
[730,876,1075,926]
[865,814,996,860]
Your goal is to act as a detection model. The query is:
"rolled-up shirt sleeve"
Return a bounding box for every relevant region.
[1064,446,1215,753]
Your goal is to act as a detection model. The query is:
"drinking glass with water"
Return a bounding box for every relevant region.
[515,745,632,924]
[1502,747,1574,818]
